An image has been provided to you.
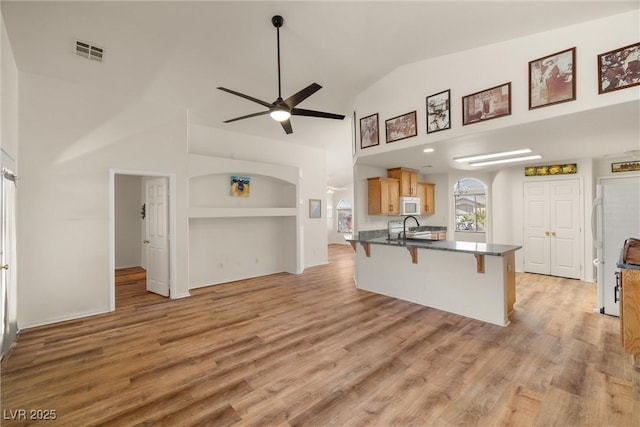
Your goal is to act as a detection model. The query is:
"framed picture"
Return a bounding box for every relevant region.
[524,163,577,176]
[359,113,379,149]
[309,199,322,218]
[612,160,640,173]
[426,89,451,133]
[230,176,250,197]
[462,82,511,125]
[529,47,576,109]
[598,42,640,94]
[385,111,417,143]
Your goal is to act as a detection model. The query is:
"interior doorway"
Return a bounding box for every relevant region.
[109,170,177,312]
[115,266,164,309]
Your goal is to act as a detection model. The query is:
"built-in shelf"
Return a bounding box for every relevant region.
[187,153,302,281]
[188,207,297,219]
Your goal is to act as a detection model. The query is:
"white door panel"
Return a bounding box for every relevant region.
[145,178,170,297]
[524,183,550,274]
[550,180,581,278]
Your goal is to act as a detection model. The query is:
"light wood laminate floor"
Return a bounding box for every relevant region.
[1,245,638,426]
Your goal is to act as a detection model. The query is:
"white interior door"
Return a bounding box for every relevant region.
[524,179,581,279]
[145,177,170,297]
[549,180,581,279]
[524,182,551,274]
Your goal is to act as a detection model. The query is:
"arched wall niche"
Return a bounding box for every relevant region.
[187,154,301,288]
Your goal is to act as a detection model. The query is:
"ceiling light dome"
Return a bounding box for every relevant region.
[270,107,291,122]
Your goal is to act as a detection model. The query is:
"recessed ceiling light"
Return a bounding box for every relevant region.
[454,148,532,163]
[470,155,542,167]
[423,148,435,153]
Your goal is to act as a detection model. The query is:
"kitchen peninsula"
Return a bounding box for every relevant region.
[346,229,521,326]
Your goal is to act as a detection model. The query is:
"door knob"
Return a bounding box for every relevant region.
[551,231,556,237]
[143,240,150,244]
[545,231,550,236]
[1,264,8,270]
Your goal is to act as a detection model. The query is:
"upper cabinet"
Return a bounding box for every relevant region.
[417,182,435,215]
[368,177,400,216]
[387,167,418,197]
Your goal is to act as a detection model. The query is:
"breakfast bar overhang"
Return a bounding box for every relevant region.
[346,232,522,326]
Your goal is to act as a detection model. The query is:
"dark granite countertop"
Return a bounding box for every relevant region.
[345,231,521,256]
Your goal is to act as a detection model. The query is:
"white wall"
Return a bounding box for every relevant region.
[189,216,296,287]
[16,73,335,327]
[491,158,594,280]
[326,186,354,245]
[187,165,299,287]
[17,72,190,328]
[114,175,142,269]
[188,124,329,268]
[354,11,640,161]
[1,7,19,356]
[352,10,639,282]
[1,9,18,161]
[593,154,640,179]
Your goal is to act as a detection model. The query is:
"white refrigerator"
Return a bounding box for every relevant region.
[592,176,640,316]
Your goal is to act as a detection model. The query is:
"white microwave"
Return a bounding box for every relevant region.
[400,197,421,216]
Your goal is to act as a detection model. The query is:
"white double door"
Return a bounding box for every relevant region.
[524,179,582,279]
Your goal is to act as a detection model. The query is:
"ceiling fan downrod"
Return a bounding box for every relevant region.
[272,15,284,101]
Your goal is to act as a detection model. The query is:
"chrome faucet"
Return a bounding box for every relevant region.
[401,215,420,240]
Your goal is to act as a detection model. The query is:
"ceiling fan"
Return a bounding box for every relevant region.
[217,15,345,134]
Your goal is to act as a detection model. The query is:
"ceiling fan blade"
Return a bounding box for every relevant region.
[217,87,274,108]
[283,83,322,109]
[292,108,345,120]
[223,110,270,123]
[280,119,293,134]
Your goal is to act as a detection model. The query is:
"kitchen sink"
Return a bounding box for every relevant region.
[405,231,438,240]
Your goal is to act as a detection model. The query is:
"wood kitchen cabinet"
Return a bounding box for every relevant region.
[368,177,400,215]
[387,167,419,197]
[417,182,435,215]
[620,267,640,370]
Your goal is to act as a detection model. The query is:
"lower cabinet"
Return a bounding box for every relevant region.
[621,268,640,370]
[368,177,400,215]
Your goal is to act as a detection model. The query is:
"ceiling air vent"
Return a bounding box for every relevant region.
[75,41,104,62]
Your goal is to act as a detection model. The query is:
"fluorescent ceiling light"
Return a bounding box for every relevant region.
[423,148,435,153]
[270,109,291,122]
[470,155,542,167]
[454,148,532,163]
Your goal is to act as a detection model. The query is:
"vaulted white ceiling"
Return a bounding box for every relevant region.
[3,1,639,185]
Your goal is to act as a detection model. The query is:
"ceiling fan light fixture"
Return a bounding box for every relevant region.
[270,108,291,122]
